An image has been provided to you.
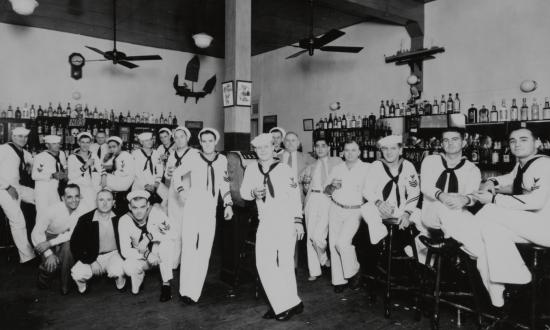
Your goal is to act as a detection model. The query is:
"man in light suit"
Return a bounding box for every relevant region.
[281,132,315,203]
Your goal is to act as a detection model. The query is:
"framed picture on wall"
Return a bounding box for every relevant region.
[236,80,252,107]
[222,81,234,107]
[263,115,277,133]
[303,119,314,131]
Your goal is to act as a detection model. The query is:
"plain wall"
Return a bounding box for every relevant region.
[0,23,225,146]
[423,0,550,110]
[252,22,411,152]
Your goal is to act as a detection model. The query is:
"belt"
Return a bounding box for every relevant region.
[330,197,362,209]
[310,189,322,193]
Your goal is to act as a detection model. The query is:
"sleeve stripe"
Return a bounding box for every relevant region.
[406,195,420,204]
[511,195,526,204]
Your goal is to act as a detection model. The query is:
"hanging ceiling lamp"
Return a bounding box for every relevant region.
[9,0,39,15]
[192,33,213,49]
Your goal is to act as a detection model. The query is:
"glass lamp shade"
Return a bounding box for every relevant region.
[10,0,38,15]
[192,33,213,49]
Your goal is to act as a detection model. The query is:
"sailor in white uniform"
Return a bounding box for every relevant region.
[155,127,174,211]
[0,127,36,263]
[171,128,233,304]
[473,128,550,307]
[132,132,163,205]
[302,138,342,280]
[325,141,369,293]
[32,135,68,215]
[165,126,198,269]
[361,135,421,245]
[67,132,102,212]
[100,136,134,215]
[118,190,174,302]
[240,133,304,321]
[269,127,286,160]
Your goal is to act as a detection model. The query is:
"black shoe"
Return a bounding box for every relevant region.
[159,285,172,302]
[275,302,304,321]
[348,272,362,291]
[334,284,346,293]
[262,308,275,319]
[180,295,197,305]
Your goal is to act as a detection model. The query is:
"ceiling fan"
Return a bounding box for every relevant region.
[286,0,364,59]
[85,0,162,69]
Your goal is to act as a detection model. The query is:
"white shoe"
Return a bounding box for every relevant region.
[76,281,87,294]
[116,277,126,290]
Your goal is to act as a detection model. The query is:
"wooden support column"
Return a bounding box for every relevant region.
[224,0,251,151]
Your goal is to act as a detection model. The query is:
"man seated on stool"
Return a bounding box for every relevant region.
[361,135,421,245]
[31,183,86,294]
[118,190,173,302]
[70,189,126,294]
[473,128,550,307]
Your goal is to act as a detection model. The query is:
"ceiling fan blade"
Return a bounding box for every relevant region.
[124,55,163,61]
[314,29,345,48]
[286,49,308,59]
[117,60,138,69]
[85,46,106,56]
[320,46,364,53]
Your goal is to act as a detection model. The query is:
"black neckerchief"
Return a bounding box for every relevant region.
[7,142,27,183]
[381,159,404,207]
[174,148,191,168]
[96,144,103,159]
[199,152,220,197]
[126,209,154,251]
[109,152,121,173]
[513,156,544,195]
[258,161,279,201]
[435,156,466,193]
[74,149,92,176]
[47,151,63,172]
[140,148,154,174]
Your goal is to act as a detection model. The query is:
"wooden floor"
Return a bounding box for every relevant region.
[0,250,485,330]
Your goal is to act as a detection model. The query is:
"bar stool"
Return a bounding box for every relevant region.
[419,232,483,330]
[233,217,261,299]
[0,210,17,262]
[374,217,422,320]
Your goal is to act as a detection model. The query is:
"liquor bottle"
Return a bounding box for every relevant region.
[341,114,347,128]
[110,109,115,122]
[50,122,57,135]
[400,102,406,116]
[159,113,165,125]
[432,99,439,115]
[98,109,104,119]
[440,95,446,113]
[7,105,13,118]
[389,100,395,117]
[520,98,529,121]
[172,114,178,125]
[544,97,550,120]
[502,143,511,164]
[405,103,411,116]
[490,102,499,122]
[29,104,36,119]
[369,113,376,127]
[93,107,99,119]
[84,104,90,118]
[424,100,432,115]
[15,106,21,119]
[531,98,540,121]
[470,138,480,164]
[326,114,333,129]
[499,99,508,122]
[467,104,477,123]
[446,93,454,113]
[126,111,131,122]
[368,141,375,160]
[379,100,385,118]
[57,123,63,136]
[66,102,71,117]
[92,124,98,136]
[37,105,43,117]
[37,120,43,135]
[104,109,109,120]
[56,103,63,117]
[22,103,29,118]
[350,115,356,128]
[510,98,518,121]
[47,102,54,117]
[135,112,141,123]
[478,105,489,123]
[491,141,500,165]
[118,112,124,123]
[454,93,461,113]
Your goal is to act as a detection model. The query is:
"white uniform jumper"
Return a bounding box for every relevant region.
[172,152,233,301]
[476,156,550,304]
[67,150,102,212]
[132,148,163,202]
[361,159,420,244]
[326,161,370,286]
[32,150,67,215]
[165,147,199,269]
[240,161,302,314]
[103,151,134,192]
[118,206,174,293]
[0,143,35,262]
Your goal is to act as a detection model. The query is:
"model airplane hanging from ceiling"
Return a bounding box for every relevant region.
[173,55,216,103]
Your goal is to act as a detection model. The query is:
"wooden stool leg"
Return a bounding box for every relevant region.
[384,225,394,319]
[432,254,442,330]
[530,249,541,330]
[463,254,483,329]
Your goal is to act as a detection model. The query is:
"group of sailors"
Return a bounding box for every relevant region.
[1,121,549,321]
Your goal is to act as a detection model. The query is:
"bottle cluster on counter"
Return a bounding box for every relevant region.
[379,93,461,118]
[316,112,378,130]
[0,102,179,125]
[467,97,550,123]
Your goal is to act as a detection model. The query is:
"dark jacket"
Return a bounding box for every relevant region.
[70,209,121,264]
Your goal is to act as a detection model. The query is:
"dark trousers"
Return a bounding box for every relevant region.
[38,240,74,292]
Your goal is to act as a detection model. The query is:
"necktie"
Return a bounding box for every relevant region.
[141,149,154,174]
[200,153,219,197]
[258,162,279,201]
[48,152,63,172]
[97,145,102,159]
[320,159,328,185]
[174,148,191,168]
[287,152,293,167]
[381,160,404,207]
[435,156,466,193]
[512,156,541,195]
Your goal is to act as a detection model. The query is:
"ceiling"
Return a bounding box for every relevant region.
[0,0,428,58]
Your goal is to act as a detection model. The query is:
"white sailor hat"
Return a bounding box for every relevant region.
[12,127,30,136]
[251,133,274,147]
[77,132,93,141]
[107,136,123,145]
[198,127,220,143]
[159,127,173,136]
[44,135,62,144]
[137,132,153,141]
[269,126,286,137]
[174,126,191,139]
[378,135,403,148]
[126,189,151,202]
